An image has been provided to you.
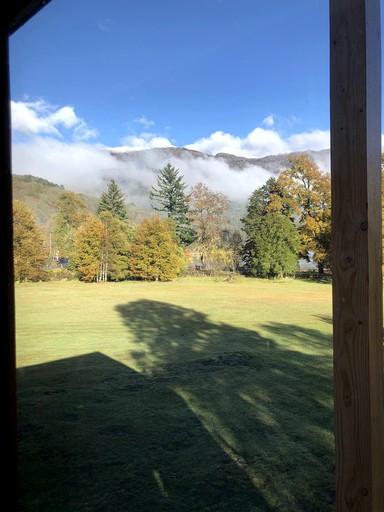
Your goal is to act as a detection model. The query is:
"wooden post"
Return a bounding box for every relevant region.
[0,16,18,512]
[330,0,384,510]
[2,4,54,509]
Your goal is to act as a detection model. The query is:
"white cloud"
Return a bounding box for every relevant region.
[186,126,330,158]
[262,115,275,127]
[287,130,330,152]
[73,121,99,141]
[185,131,242,156]
[120,133,174,151]
[133,115,155,129]
[11,134,272,204]
[11,100,61,137]
[11,100,333,205]
[106,147,272,203]
[243,128,290,156]
[48,106,78,129]
[122,115,174,150]
[12,137,125,195]
[11,100,98,141]
[161,155,272,202]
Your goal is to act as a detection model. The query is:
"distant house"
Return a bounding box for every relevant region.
[298,256,318,272]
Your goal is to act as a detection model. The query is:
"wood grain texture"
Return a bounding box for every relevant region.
[330,0,384,510]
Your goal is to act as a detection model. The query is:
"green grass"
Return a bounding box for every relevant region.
[15,276,334,511]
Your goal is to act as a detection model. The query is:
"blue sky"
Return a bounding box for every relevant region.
[10,0,330,148]
[9,0,334,199]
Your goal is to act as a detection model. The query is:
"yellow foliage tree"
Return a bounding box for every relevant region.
[277,154,331,272]
[13,200,47,282]
[128,216,186,281]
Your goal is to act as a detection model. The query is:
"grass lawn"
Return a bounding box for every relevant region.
[15,276,334,511]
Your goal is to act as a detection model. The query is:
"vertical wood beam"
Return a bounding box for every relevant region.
[330,0,384,510]
[0,16,18,512]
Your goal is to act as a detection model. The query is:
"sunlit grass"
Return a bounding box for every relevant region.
[15,276,332,368]
[15,276,335,511]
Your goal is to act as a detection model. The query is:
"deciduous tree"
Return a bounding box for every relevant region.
[13,200,47,282]
[277,155,331,272]
[97,211,133,282]
[220,229,244,272]
[73,212,133,282]
[53,191,90,263]
[188,182,230,266]
[73,215,102,282]
[128,215,186,281]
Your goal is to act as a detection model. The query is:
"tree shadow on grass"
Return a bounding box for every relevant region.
[17,301,335,512]
[314,315,333,325]
[115,300,335,511]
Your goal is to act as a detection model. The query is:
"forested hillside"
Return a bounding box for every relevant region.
[12,174,148,236]
[12,173,245,236]
[13,175,67,226]
[12,175,97,230]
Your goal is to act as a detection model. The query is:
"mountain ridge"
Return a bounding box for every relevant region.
[108,146,330,174]
[104,146,330,206]
[13,146,330,235]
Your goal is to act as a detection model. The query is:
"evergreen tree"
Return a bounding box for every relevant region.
[243,212,300,278]
[241,177,294,237]
[149,163,195,245]
[244,156,332,274]
[128,215,186,281]
[13,200,47,282]
[97,179,128,221]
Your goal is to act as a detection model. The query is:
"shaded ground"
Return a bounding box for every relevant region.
[17,300,334,511]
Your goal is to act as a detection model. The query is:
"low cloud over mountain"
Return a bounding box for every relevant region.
[11,99,330,205]
[12,140,330,207]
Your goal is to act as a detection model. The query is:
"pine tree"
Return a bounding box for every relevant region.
[149,163,195,245]
[13,200,47,282]
[97,179,128,221]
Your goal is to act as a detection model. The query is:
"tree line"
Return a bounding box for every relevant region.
[13,154,333,282]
